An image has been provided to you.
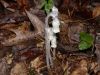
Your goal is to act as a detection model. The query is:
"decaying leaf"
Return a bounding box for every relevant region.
[70,60,88,75]
[0,0,99,75]
[0,58,9,75]
[30,55,45,73]
[6,53,13,65]
[10,62,28,75]
[0,20,44,46]
[93,6,100,18]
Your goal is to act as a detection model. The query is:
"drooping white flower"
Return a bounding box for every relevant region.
[46,27,57,48]
[52,18,60,33]
[51,35,57,48]
[49,6,60,33]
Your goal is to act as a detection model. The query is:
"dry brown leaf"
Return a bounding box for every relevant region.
[10,62,28,75]
[6,53,13,65]
[30,55,45,73]
[93,6,100,18]
[0,58,9,75]
[70,60,88,75]
[0,21,43,46]
[16,0,30,9]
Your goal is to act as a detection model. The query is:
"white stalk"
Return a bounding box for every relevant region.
[46,27,54,41]
[45,5,60,68]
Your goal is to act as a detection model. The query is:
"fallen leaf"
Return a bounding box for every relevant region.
[10,62,28,75]
[93,6,100,18]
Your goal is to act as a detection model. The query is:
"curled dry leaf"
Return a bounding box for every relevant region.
[0,20,44,46]
[0,22,33,46]
[25,9,44,34]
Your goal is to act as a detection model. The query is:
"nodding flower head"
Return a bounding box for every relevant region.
[52,6,58,13]
[52,18,60,33]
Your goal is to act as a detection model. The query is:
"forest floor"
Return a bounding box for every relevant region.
[0,0,100,75]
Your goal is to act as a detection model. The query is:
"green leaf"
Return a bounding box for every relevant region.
[80,32,94,44]
[79,32,94,50]
[43,0,53,14]
[45,3,51,14]
[79,41,91,50]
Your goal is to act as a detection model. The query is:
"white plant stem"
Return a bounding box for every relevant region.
[45,6,60,69]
